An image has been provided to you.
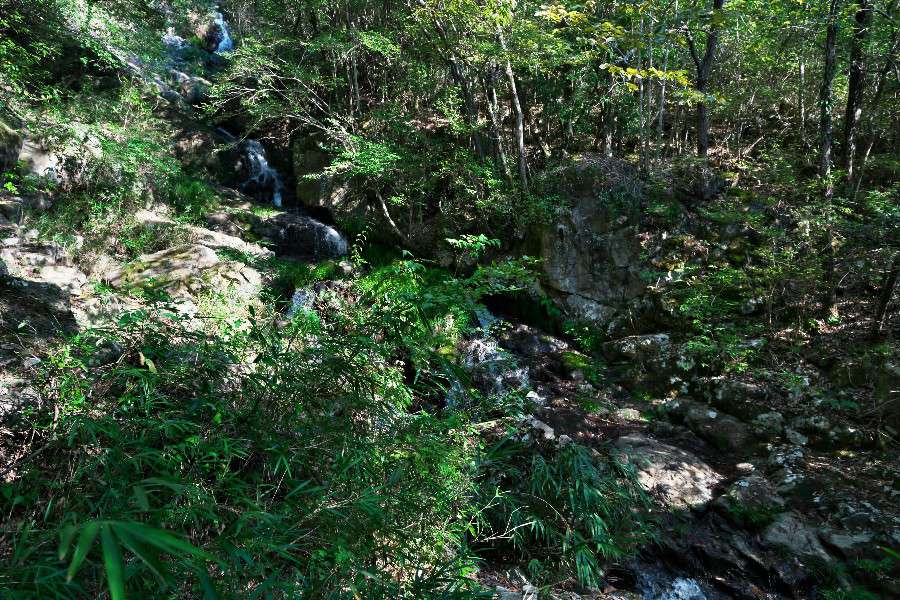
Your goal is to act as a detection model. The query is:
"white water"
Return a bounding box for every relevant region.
[241,139,285,207]
[214,12,234,53]
[638,571,708,600]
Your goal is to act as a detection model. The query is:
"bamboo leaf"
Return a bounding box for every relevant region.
[101,524,126,600]
[67,521,99,581]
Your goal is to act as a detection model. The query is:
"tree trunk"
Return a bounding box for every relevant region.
[843,0,872,186]
[872,251,900,337]
[484,68,511,179]
[424,4,485,162]
[499,31,528,192]
[820,0,841,319]
[688,0,726,198]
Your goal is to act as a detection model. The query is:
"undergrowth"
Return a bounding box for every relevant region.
[0,258,653,598]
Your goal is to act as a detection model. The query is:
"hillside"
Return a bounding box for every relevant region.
[0,1,898,599]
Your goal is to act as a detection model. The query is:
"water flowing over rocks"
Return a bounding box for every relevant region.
[238,139,286,208]
[251,212,348,258]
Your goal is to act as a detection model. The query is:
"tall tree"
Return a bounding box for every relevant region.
[843,0,873,186]
[820,0,841,319]
[687,0,726,161]
[686,0,726,198]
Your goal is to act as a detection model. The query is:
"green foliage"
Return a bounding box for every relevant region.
[821,588,880,600]
[476,440,654,589]
[723,503,782,530]
[2,253,650,596]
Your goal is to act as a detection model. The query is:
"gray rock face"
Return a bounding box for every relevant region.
[762,512,833,564]
[539,157,645,325]
[613,434,723,509]
[292,137,353,212]
[664,399,754,453]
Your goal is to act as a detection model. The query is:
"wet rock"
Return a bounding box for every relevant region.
[252,212,348,258]
[498,324,569,358]
[613,434,722,509]
[193,11,232,53]
[637,572,708,600]
[763,512,834,565]
[457,337,529,399]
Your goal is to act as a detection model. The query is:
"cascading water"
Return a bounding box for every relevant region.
[213,11,234,53]
[240,139,285,208]
[637,570,708,600]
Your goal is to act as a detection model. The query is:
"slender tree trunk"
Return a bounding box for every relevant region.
[499,31,528,192]
[799,57,807,144]
[843,0,873,192]
[872,252,900,337]
[688,0,726,198]
[484,68,511,179]
[423,4,485,161]
[820,0,841,319]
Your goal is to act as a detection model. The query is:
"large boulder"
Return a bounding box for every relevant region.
[104,244,261,300]
[0,120,23,173]
[292,136,355,216]
[539,156,646,327]
[664,399,754,453]
[251,212,348,258]
[762,512,834,565]
[613,434,722,509]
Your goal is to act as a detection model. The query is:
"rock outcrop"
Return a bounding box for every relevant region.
[539,157,646,328]
[613,434,722,509]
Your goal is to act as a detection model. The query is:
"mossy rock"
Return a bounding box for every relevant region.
[561,350,591,372]
[0,120,23,173]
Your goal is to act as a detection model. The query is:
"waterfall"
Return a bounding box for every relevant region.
[637,570,708,600]
[214,12,234,53]
[240,139,285,208]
